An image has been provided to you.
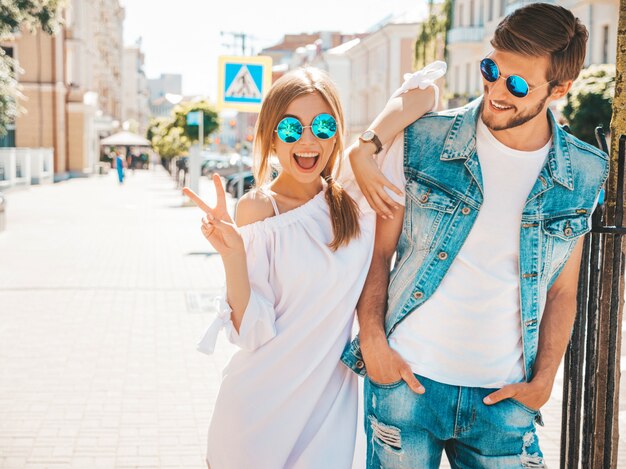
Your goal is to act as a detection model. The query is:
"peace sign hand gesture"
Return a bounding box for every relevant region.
[183,174,244,258]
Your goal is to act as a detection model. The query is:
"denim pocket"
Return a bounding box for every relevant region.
[508,397,539,415]
[542,213,590,241]
[367,377,404,389]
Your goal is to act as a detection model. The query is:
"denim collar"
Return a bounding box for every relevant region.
[440,96,574,190]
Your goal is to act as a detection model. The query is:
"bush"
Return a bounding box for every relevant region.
[561,65,615,146]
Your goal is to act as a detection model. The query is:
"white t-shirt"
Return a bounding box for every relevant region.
[380,118,550,388]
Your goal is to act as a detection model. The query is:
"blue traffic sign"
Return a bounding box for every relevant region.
[217,56,272,113]
[186,111,202,126]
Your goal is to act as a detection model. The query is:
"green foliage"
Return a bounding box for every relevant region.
[414,0,452,69]
[171,101,219,143]
[150,121,190,160]
[0,47,21,137]
[0,0,64,136]
[148,101,220,159]
[146,117,169,143]
[0,0,64,39]
[561,65,615,146]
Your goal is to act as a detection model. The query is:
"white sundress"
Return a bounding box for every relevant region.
[197,61,447,469]
[201,180,375,469]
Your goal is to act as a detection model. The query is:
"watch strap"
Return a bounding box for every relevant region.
[360,130,383,154]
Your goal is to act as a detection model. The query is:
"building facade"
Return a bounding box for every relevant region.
[122,44,150,135]
[147,74,183,118]
[446,0,620,101]
[342,12,431,142]
[4,0,127,179]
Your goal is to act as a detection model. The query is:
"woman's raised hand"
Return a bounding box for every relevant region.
[184,173,233,223]
[183,174,244,257]
[349,146,402,219]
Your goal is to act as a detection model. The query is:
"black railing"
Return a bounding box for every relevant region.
[561,130,626,468]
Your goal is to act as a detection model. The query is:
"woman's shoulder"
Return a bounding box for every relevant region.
[235,189,277,227]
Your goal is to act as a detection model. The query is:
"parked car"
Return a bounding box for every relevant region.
[225,171,255,198]
[201,152,251,177]
[223,166,279,199]
[201,153,230,176]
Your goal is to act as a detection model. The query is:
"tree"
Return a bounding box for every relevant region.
[146,117,169,143]
[561,64,615,145]
[170,101,219,144]
[414,0,452,69]
[151,125,190,160]
[148,100,220,161]
[583,4,625,467]
[148,117,190,160]
[0,0,64,136]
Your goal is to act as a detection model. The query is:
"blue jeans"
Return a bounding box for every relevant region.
[364,374,545,468]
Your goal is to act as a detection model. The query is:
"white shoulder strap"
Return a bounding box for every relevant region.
[258,186,280,216]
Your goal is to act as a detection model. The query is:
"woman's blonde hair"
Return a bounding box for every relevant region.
[253,67,360,251]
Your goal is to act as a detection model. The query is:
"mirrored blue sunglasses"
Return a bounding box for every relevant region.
[480,57,551,98]
[275,113,337,143]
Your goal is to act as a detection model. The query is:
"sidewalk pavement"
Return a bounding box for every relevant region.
[0,167,623,468]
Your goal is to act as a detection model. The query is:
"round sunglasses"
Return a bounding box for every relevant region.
[274,113,337,143]
[480,57,552,98]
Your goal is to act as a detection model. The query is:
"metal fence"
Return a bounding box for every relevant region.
[561,130,626,468]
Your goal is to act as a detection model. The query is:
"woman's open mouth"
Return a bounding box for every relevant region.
[293,152,320,171]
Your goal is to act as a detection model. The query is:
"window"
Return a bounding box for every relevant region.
[470,0,475,26]
[459,4,464,27]
[0,126,15,148]
[602,25,610,63]
[479,0,484,26]
[500,0,506,17]
[488,0,494,21]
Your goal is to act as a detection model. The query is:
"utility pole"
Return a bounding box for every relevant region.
[220,31,257,56]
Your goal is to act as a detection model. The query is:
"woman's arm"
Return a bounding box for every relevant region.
[350,86,437,218]
[351,62,446,217]
[187,177,279,352]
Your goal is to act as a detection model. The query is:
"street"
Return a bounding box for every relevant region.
[0,168,625,468]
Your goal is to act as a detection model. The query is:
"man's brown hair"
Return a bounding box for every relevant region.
[491,3,589,85]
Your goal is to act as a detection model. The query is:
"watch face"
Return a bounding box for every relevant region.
[361,130,375,141]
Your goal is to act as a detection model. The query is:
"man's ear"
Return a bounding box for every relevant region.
[549,80,573,101]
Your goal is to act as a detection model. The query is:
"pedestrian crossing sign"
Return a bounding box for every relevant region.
[217,56,273,112]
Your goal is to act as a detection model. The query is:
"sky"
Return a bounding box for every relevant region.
[120,0,428,99]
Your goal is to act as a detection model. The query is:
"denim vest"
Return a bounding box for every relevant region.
[342,97,609,383]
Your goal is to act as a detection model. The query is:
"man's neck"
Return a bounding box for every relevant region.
[486,112,552,152]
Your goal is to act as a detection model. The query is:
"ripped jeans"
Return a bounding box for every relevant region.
[364,374,545,468]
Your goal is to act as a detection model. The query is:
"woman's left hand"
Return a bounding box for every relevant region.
[349,145,402,219]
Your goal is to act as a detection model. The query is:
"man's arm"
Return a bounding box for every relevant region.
[359,209,425,394]
[484,237,584,409]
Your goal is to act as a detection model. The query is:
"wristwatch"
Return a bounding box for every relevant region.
[359,130,383,154]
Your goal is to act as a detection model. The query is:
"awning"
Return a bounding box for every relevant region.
[100,131,151,146]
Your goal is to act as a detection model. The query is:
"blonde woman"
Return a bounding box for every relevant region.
[187,63,445,468]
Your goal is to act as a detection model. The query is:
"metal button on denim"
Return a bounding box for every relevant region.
[564,227,573,236]
[438,252,448,260]
[356,360,364,369]
[420,194,429,203]
[413,291,423,299]
[462,207,471,215]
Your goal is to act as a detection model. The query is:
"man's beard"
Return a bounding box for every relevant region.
[481,92,549,131]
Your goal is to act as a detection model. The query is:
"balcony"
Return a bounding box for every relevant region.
[505,0,555,16]
[447,26,485,44]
